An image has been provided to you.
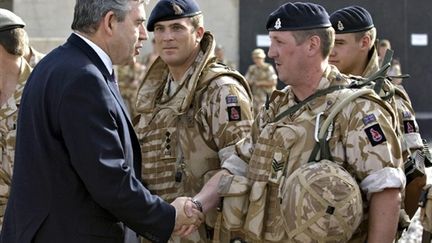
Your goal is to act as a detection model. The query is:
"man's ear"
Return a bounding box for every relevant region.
[102,10,116,36]
[359,34,371,50]
[307,35,321,57]
[195,26,205,42]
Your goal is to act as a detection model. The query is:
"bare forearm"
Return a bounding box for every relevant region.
[193,169,230,213]
[367,188,401,243]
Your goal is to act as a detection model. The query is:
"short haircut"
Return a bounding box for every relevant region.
[71,0,142,34]
[291,27,335,58]
[379,39,391,49]
[189,13,204,32]
[354,27,377,49]
[0,28,27,56]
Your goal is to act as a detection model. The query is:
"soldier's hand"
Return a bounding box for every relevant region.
[171,197,204,237]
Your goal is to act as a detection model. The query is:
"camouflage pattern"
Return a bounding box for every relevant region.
[241,65,403,242]
[245,63,277,115]
[280,160,363,242]
[135,32,253,242]
[0,58,32,227]
[28,47,45,68]
[116,62,146,118]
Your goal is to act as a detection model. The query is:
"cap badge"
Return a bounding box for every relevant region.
[274,18,282,30]
[337,20,344,31]
[171,2,184,15]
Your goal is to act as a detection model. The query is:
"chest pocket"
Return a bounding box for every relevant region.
[136,108,183,202]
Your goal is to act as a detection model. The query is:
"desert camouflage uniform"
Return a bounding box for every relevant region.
[230,65,404,242]
[135,32,253,243]
[28,47,45,68]
[0,58,32,227]
[245,63,277,115]
[116,62,146,119]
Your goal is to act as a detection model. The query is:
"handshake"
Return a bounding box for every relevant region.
[170,197,205,237]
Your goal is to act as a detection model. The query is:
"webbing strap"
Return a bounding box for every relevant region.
[374,49,394,94]
[309,89,374,162]
[272,85,346,123]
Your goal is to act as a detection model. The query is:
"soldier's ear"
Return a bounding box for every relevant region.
[306,35,321,57]
[359,34,371,50]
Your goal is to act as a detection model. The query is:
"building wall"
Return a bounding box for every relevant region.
[12,0,240,66]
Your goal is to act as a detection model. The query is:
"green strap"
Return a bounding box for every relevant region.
[373,49,394,94]
[272,85,346,123]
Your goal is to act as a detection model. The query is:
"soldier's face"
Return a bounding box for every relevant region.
[153,17,204,68]
[329,33,363,75]
[268,31,306,85]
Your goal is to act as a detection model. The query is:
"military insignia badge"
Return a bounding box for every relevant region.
[226,95,238,104]
[403,111,412,118]
[403,120,416,133]
[172,2,184,15]
[228,106,241,121]
[337,20,344,31]
[274,18,282,30]
[362,114,376,125]
[364,124,387,146]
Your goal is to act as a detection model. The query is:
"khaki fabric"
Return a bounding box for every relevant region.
[245,63,277,115]
[240,65,402,242]
[135,32,253,243]
[0,59,32,227]
[116,63,146,118]
[420,184,432,232]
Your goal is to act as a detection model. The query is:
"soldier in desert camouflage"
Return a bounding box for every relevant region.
[0,9,33,229]
[134,0,253,242]
[219,2,405,243]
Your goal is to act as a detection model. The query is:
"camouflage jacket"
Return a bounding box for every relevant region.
[135,32,253,242]
[239,65,404,242]
[0,59,32,226]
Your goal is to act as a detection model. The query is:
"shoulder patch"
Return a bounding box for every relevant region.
[226,95,238,104]
[362,114,377,126]
[403,120,416,134]
[364,124,387,146]
[228,106,241,121]
[402,111,412,118]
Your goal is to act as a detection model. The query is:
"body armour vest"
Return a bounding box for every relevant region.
[134,32,251,203]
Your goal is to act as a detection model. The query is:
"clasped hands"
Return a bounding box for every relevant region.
[171,197,205,237]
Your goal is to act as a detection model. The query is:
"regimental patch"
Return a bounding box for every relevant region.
[402,111,412,118]
[404,120,416,134]
[226,95,238,104]
[362,114,377,126]
[364,124,387,146]
[228,106,241,121]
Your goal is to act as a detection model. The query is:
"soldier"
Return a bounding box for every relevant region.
[378,39,403,85]
[221,2,404,242]
[116,59,146,118]
[0,8,33,229]
[244,48,277,115]
[329,6,426,220]
[214,44,236,69]
[134,0,253,242]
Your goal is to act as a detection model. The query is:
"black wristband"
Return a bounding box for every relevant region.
[191,198,203,212]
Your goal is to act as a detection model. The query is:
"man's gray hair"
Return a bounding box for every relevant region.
[71,0,139,34]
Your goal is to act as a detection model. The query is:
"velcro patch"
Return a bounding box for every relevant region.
[362,114,377,125]
[403,120,416,133]
[364,124,387,146]
[226,95,238,104]
[402,111,412,118]
[228,106,241,121]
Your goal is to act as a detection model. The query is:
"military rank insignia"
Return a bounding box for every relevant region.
[364,124,387,146]
[403,120,416,134]
[228,106,241,121]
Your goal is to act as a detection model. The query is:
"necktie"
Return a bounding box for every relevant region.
[110,69,120,91]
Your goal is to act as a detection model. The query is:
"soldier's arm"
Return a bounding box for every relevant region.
[367,188,401,243]
[192,76,254,212]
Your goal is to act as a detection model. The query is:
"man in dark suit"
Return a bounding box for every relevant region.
[0,1,202,242]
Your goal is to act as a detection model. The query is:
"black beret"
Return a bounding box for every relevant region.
[0,8,25,32]
[266,2,331,31]
[330,6,374,34]
[147,0,202,31]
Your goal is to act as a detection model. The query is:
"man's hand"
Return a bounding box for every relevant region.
[171,197,204,237]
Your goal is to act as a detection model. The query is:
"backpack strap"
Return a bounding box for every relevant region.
[309,89,375,162]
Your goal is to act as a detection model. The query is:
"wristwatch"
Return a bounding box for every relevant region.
[191,198,203,212]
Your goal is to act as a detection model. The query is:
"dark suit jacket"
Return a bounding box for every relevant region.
[0,34,175,243]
